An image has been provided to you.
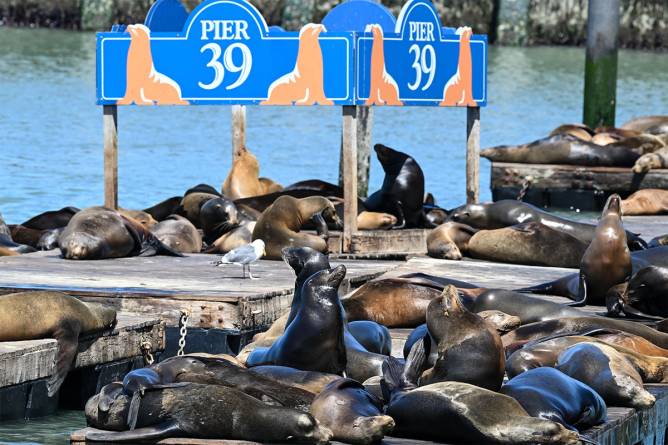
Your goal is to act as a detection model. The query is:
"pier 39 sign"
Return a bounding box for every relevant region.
[96,0,487,107]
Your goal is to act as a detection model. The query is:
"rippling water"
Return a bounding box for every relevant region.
[2,28,668,224]
[0,411,84,445]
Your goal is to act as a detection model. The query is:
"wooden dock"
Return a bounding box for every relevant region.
[327,229,431,256]
[491,162,668,211]
[0,313,164,421]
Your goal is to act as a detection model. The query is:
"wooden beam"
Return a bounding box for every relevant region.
[231,105,246,158]
[466,106,481,204]
[342,106,359,253]
[339,106,373,197]
[103,105,118,209]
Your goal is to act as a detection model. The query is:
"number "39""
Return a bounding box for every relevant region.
[407,44,436,91]
[199,42,252,91]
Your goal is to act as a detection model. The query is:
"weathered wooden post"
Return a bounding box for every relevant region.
[231,105,246,158]
[103,105,118,209]
[583,0,619,128]
[339,105,373,197]
[342,106,359,252]
[466,106,481,204]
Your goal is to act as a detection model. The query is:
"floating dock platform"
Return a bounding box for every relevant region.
[491,162,668,211]
[0,313,164,421]
[327,229,431,256]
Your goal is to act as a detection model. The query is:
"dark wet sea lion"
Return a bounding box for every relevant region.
[222,145,265,199]
[248,366,341,394]
[381,358,580,445]
[556,342,655,409]
[396,272,479,290]
[622,115,668,132]
[347,321,392,356]
[0,234,37,254]
[246,266,348,374]
[310,379,394,445]
[364,144,430,228]
[468,222,586,268]
[616,266,668,318]
[118,209,157,228]
[0,291,116,396]
[427,222,476,260]
[143,196,182,222]
[85,383,332,444]
[252,196,342,260]
[9,224,46,248]
[179,192,219,228]
[200,197,240,244]
[574,194,631,306]
[285,179,344,195]
[59,207,183,260]
[417,285,505,391]
[21,206,79,230]
[449,199,646,250]
[501,316,668,349]
[501,368,606,432]
[342,279,442,328]
[621,189,668,215]
[150,215,202,253]
[185,184,221,197]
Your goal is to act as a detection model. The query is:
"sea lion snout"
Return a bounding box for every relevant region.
[60,232,100,259]
[603,193,622,215]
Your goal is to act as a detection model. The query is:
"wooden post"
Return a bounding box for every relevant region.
[342,106,359,253]
[231,105,246,158]
[339,106,373,197]
[583,0,619,128]
[466,107,481,204]
[103,105,118,209]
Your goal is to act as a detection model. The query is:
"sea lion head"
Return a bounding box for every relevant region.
[277,412,332,445]
[374,144,410,173]
[201,198,239,234]
[85,382,131,431]
[321,203,343,230]
[282,246,330,283]
[90,303,118,330]
[303,265,347,302]
[59,231,108,260]
[603,193,622,216]
[37,228,63,250]
[447,203,490,227]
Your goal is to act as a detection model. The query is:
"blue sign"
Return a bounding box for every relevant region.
[96,0,354,106]
[355,0,487,107]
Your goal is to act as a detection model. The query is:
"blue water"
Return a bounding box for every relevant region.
[0,411,84,445]
[2,28,668,224]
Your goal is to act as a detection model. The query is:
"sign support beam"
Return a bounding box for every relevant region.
[342,105,359,253]
[232,105,247,158]
[466,106,480,204]
[103,105,119,209]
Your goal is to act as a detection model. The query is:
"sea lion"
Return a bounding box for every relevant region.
[222,145,265,200]
[0,212,10,238]
[649,234,668,248]
[143,196,182,222]
[252,196,342,260]
[426,222,476,260]
[248,366,341,394]
[356,211,397,230]
[259,177,283,194]
[310,379,394,445]
[85,383,331,443]
[342,279,442,328]
[9,224,46,248]
[206,222,255,254]
[448,199,646,250]
[478,310,521,334]
[415,285,505,391]
[381,358,580,444]
[622,189,668,215]
[364,144,430,228]
[574,194,631,306]
[179,192,219,228]
[21,207,79,230]
[594,331,668,358]
[118,209,157,228]
[149,215,202,254]
[556,342,655,409]
[59,207,183,260]
[347,321,392,356]
[200,197,241,244]
[0,291,116,396]
[467,222,587,268]
[618,266,668,318]
[500,367,606,432]
[549,123,594,141]
[0,234,37,255]
[246,266,348,374]
[622,115,668,132]
[37,228,63,250]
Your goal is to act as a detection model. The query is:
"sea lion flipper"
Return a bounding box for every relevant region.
[47,319,82,397]
[567,273,588,307]
[85,421,182,442]
[311,212,329,240]
[138,235,185,257]
[404,337,428,386]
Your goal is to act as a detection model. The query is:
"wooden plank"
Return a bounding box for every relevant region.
[351,229,430,255]
[466,106,481,204]
[342,105,359,252]
[103,105,118,210]
[231,105,246,158]
[339,105,373,197]
[0,313,164,388]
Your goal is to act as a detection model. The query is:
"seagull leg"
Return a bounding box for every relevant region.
[248,265,259,280]
[242,264,246,279]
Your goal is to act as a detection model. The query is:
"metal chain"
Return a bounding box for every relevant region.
[177,310,190,356]
[140,338,154,366]
[517,176,534,201]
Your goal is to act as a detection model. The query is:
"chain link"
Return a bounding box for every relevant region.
[517,176,534,201]
[177,310,190,356]
[140,339,154,366]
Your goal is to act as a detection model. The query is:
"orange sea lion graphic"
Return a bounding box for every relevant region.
[365,24,402,106]
[440,27,477,107]
[262,23,333,106]
[117,24,188,106]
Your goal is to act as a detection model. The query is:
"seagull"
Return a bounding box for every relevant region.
[214,239,265,279]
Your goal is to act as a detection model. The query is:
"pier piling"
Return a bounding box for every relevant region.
[103,104,118,209]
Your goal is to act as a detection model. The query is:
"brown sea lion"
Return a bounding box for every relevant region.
[84,383,332,444]
[259,177,283,194]
[342,279,442,328]
[595,331,668,358]
[9,224,45,247]
[357,211,397,230]
[222,145,264,199]
[416,285,505,391]
[0,291,116,396]
[0,246,18,256]
[310,379,394,445]
[590,132,619,145]
[549,123,594,141]
[574,194,631,306]
[622,115,668,132]
[622,189,668,215]
[0,233,37,255]
[59,207,183,260]
[118,209,157,228]
[252,196,342,260]
[633,147,668,173]
[478,310,521,334]
[427,222,476,260]
[143,196,182,222]
[150,215,202,253]
[248,366,341,395]
[556,342,655,409]
[179,192,219,228]
[206,222,255,254]
[468,222,587,268]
